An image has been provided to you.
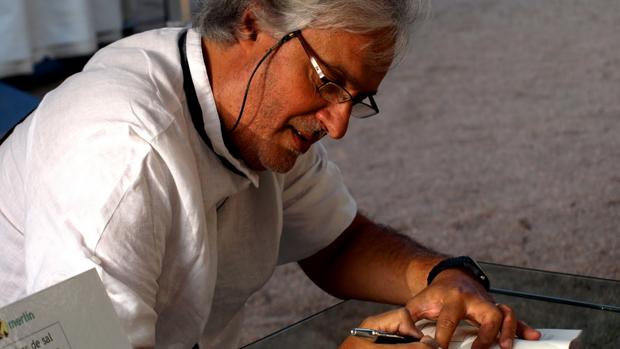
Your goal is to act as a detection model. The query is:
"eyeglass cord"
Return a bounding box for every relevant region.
[229,31,298,133]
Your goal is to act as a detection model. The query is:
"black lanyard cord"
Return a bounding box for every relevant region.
[178,29,245,178]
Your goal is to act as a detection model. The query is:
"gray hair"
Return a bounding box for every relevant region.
[193,0,427,66]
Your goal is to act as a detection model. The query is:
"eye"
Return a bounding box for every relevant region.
[324,70,346,86]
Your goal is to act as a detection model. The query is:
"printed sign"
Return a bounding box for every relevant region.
[0,269,132,349]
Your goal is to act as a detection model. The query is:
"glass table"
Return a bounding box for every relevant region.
[243,262,620,348]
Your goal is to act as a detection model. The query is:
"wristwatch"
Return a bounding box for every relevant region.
[426,256,490,291]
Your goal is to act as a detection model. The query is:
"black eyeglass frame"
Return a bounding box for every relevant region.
[230,30,380,132]
[291,30,380,119]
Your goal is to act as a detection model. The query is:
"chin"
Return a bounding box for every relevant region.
[259,149,300,173]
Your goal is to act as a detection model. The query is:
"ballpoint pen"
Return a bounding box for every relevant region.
[350,328,419,344]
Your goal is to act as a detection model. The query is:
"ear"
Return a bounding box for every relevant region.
[237,7,260,42]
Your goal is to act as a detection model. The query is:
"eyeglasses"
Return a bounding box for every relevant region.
[291,30,380,119]
[230,30,380,132]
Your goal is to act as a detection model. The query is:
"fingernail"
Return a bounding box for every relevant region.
[502,338,513,348]
[420,335,440,349]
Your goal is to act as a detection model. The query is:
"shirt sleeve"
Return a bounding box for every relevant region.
[24,129,176,348]
[278,143,357,264]
[91,148,176,347]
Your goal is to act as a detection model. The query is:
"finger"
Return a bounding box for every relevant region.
[517,320,542,340]
[434,302,466,349]
[404,299,440,339]
[406,296,442,320]
[360,308,424,339]
[471,304,503,349]
[496,304,517,349]
[419,335,440,349]
[394,308,425,339]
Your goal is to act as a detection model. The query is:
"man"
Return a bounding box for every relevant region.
[0,1,541,348]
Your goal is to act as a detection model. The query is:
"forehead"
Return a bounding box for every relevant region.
[303,28,393,64]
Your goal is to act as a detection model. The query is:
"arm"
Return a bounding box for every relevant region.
[300,212,541,349]
[24,142,172,348]
[299,212,447,303]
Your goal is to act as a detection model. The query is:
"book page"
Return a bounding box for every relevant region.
[417,320,582,349]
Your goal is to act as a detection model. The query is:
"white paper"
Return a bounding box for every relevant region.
[0,269,132,349]
[417,320,581,349]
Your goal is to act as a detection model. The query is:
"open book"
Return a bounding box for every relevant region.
[417,320,582,349]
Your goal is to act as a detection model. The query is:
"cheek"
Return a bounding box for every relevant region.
[251,87,300,132]
[266,63,319,115]
[246,55,321,134]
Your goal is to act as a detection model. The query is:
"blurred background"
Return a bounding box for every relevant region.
[0,0,193,135]
[0,0,191,79]
[1,0,618,346]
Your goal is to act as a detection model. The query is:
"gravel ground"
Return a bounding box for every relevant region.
[241,0,620,345]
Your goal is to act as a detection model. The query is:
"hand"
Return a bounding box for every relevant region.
[339,308,439,349]
[405,269,542,349]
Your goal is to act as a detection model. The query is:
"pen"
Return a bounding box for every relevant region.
[350,328,419,344]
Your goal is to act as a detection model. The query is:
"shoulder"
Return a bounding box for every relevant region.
[25,30,194,206]
[38,28,187,141]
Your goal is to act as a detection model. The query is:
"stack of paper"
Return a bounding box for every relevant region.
[417,320,582,349]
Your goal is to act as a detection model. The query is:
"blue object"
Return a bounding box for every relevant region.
[0,83,40,138]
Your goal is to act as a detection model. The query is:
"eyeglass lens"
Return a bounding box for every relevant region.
[351,101,377,119]
[318,83,378,119]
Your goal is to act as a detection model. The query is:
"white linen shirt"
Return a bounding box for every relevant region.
[0,28,357,349]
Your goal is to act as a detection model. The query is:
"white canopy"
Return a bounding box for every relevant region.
[0,0,123,78]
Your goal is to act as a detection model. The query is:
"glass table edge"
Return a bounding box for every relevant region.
[479,261,620,284]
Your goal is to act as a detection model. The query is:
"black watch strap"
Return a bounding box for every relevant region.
[427,256,490,291]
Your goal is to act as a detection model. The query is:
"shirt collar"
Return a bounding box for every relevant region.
[185,28,260,187]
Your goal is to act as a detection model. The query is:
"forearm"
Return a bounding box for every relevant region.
[300,213,448,304]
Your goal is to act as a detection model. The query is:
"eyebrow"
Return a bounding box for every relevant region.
[295,30,378,97]
[329,63,377,97]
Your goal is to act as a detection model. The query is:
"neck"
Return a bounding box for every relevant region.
[200,37,265,170]
[201,38,244,129]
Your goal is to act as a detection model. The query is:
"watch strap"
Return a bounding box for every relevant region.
[427,256,490,291]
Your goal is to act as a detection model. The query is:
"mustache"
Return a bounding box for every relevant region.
[288,117,327,140]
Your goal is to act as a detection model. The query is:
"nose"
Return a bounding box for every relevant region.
[315,102,352,139]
